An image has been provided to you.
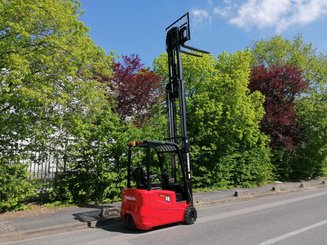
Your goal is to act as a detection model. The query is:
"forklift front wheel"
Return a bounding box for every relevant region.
[124,214,136,231]
[184,206,197,225]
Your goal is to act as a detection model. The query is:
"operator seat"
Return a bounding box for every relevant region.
[132,167,148,189]
[161,171,170,190]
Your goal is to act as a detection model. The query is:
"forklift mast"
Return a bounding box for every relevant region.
[165,13,209,203]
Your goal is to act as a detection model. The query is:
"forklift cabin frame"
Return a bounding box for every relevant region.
[127,140,193,204]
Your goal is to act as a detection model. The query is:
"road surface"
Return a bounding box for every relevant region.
[5,188,327,245]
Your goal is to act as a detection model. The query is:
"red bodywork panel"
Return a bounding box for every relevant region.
[121,188,189,230]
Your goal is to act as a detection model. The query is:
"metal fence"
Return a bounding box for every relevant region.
[1,142,66,180]
[26,150,65,180]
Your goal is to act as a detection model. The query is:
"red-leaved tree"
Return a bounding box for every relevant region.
[249,65,308,151]
[111,55,163,126]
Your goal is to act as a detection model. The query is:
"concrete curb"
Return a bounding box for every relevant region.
[0,222,87,243]
[194,180,327,208]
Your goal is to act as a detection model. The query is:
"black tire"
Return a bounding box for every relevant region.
[184,206,197,225]
[124,214,136,231]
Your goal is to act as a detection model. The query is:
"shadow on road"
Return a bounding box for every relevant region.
[72,204,121,228]
[96,217,182,235]
[73,209,103,223]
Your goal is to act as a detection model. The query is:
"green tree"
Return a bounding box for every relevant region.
[153,52,217,151]
[154,51,273,188]
[189,51,272,188]
[291,94,327,179]
[51,106,131,204]
[250,35,327,180]
[0,0,112,156]
[0,0,124,206]
[154,52,217,98]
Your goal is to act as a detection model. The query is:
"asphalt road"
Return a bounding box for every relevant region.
[6,188,327,245]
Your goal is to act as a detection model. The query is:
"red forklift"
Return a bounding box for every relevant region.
[120,13,209,230]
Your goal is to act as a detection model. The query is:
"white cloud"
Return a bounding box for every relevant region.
[212,0,327,33]
[191,8,213,27]
[281,0,327,31]
[213,6,230,18]
[229,0,291,30]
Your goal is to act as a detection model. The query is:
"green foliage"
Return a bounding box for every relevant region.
[0,0,126,207]
[270,93,327,181]
[251,35,327,180]
[154,53,217,97]
[323,165,327,177]
[50,106,129,204]
[0,162,36,212]
[44,201,75,208]
[137,106,167,141]
[288,96,327,180]
[1,1,325,211]
[250,34,327,91]
[52,167,126,204]
[188,51,273,188]
[154,51,273,189]
[0,0,113,154]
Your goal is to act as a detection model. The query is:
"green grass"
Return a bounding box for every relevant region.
[322,166,327,177]
[43,201,75,208]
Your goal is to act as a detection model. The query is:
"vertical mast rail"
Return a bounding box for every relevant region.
[166,12,208,204]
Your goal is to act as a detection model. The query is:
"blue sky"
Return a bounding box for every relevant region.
[79,0,327,68]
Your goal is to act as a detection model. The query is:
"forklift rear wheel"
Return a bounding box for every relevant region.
[184,206,197,225]
[124,214,136,230]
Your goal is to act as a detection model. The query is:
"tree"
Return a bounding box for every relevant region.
[110,55,164,127]
[154,51,273,188]
[0,0,112,153]
[0,0,124,207]
[51,106,130,204]
[154,52,217,98]
[292,96,327,180]
[250,35,327,180]
[153,52,218,144]
[249,65,308,151]
[189,51,272,188]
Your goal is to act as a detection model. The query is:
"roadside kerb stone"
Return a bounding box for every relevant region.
[193,179,327,208]
[0,222,87,243]
[0,221,15,234]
